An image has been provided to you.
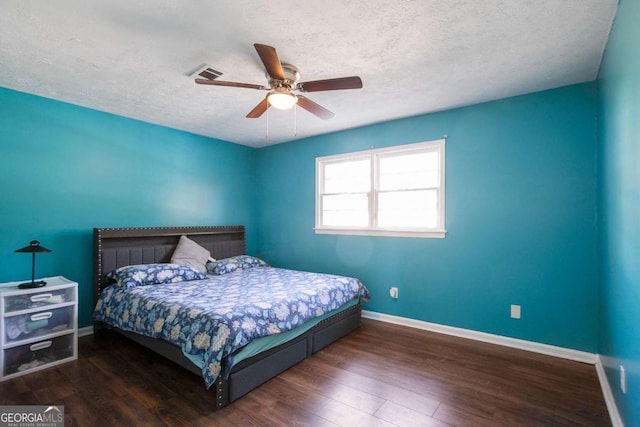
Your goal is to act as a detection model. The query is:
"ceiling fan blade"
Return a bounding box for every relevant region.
[297,95,335,120]
[195,78,265,90]
[298,76,363,92]
[246,98,270,118]
[254,43,285,81]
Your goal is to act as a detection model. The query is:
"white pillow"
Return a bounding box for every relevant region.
[171,235,212,274]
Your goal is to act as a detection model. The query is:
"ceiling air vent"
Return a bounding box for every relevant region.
[189,64,223,80]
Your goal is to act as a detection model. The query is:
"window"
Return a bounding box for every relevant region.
[315,139,446,238]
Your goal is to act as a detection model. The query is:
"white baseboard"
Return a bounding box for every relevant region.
[362,310,597,364]
[78,326,93,337]
[595,356,625,427]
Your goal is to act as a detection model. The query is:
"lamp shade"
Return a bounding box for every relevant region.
[15,240,52,254]
[267,92,298,110]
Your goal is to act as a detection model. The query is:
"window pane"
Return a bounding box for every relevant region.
[379,151,439,191]
[378,190,438,228]
[324,159,370,193]
[316,139,445,237]
[322,194,369,227]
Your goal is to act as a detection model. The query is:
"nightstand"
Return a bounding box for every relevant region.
[0,276,78,381]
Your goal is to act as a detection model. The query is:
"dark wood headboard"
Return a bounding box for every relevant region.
[93,226,245,302]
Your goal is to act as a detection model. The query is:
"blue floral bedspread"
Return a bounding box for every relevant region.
[93,267,369,388]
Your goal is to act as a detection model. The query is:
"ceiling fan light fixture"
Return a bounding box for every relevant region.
[267,91,298,110]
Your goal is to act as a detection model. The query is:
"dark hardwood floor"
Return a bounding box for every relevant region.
[1,319,611,426]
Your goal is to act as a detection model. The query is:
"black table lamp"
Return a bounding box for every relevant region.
[14,240,52,289]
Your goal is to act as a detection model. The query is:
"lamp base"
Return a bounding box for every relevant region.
[18,280,47,289]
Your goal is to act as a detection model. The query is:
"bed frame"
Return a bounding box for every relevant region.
[93,225,362,409]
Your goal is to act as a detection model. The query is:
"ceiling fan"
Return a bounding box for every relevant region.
[195,43,363,120]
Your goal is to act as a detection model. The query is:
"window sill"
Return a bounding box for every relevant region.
[314,227,446,239]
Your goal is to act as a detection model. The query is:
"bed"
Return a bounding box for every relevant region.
[92,225,367,409]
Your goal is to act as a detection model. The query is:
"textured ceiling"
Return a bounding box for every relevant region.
[0,1,617,147]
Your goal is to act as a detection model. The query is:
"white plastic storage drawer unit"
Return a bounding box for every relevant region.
[0,276,78,381]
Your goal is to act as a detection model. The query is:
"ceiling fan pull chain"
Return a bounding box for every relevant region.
[265,102,270,141]
[293,105,297,137]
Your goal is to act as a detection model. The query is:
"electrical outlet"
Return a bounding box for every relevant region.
[389,287,399,299]
[621,365,627,394]
[510,304,521,319]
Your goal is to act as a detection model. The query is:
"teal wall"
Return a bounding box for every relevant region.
[597,0,640,424]
[256,83,599,352]
[0,87,257,328]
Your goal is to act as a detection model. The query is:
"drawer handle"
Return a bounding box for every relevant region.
[30,341,52,351]
[30,312,53,322]
[30,294,53,303]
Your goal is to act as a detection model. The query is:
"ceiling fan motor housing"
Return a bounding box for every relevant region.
[267,63,300,90]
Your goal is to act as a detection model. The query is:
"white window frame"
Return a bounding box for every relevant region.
[315,139,446,238]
